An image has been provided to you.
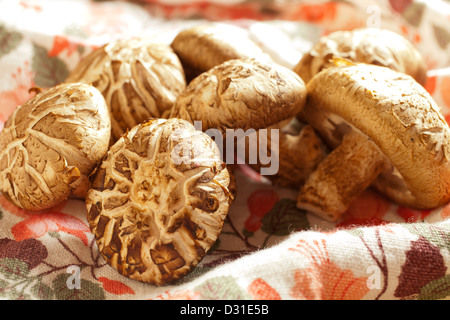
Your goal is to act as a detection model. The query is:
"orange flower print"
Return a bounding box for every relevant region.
[284,2,338,23]
[19,1,42,12]
[336,190,391,228]
[441,76,450,109]
[423,75,437,95]
[445,114,450,127]
[152,289,201,300]
[396,206,431,223]
[0,62,36,125]
[248,278,281,300]
[245,189,279,232]
[48,35,78,58]
[389,0,412,13]
[289,239,370,300]
[98,277,135,296]
[0,195,66,219]
[11,211,91,246]
[440,202,450,220]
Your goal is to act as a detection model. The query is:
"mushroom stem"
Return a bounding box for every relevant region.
[248,124,326,188]
[70,174,90,199]
[296,130,388,221]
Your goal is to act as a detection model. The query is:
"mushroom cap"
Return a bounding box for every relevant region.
[66,38,186,142]
[301,62,450,209]
[171,23,269,76]
[294,28,427,85]
[0,82,111,211]
[85,118,232,285]
[170,58,307,133]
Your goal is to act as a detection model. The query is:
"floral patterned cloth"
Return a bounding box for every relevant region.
[1,0,450,300]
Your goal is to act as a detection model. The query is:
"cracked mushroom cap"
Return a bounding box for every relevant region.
[85,118,232,285]
[300,62,450,210]
[294,28,427,85]
[0,83,111,211]
[66,38,186,142]
[170,58,307,133]
[171,23,269,81]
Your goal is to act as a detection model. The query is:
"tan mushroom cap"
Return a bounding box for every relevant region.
[294,28,427,85]
[170,58,307,133]
[171,23,269,80]
[0,83,111,211]
[66,38,186,142]
[85,118,232,285]
[299,62,450,217]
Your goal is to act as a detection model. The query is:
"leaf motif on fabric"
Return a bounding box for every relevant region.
[389,0,413,13]
[417,274,450,300]
[0,257,30,281]
[402,2,425,27]
[432,24,450,49]
[31,43,69,88]
[0,279,9,294]
[0,24,22,58]
[0,243,54,299]
[345,227,365,237]
[0,258,34,300]
[31,280,53,300]
[402,223,450,251]
[394,236,447,299]
[260,198,309,236]
[0,238,48,270]
[52,273,105,300]
[194,275,251,300]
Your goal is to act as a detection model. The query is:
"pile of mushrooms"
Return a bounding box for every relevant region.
[297,60,450,221]
[1,25,450,286]
[292,28,450,221]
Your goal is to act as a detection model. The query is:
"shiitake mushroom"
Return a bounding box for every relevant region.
[0,82,111,211]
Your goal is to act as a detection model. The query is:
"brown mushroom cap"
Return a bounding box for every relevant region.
[66,38,186,142]
[299,62,450,219]
[170,58,307,133]
[85,118,232,285]
[294,28,428,85]
[171,23,269,80]
[0,83,111,211]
